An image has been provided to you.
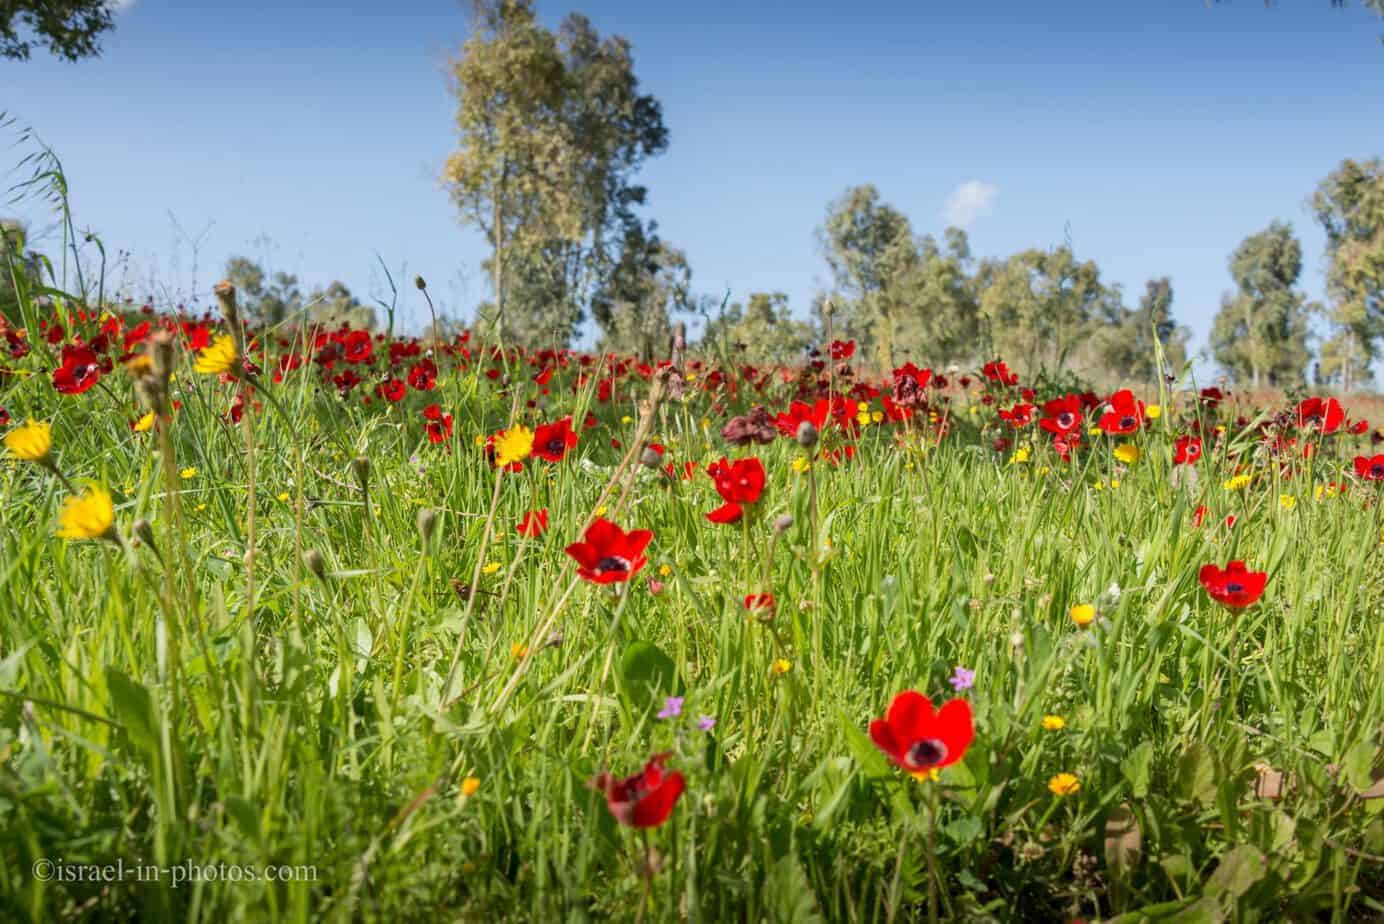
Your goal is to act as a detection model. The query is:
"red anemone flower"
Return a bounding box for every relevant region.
[829,339,856,361]
[707,456,765,505]
[869,691,974,777]
[774,400,830,438]
[1173,435,1202,465]
[517,509,549,537]
[744,593,776,614]
[52,343,104,395]
[1039,394,1083,436]
[423,403,453,444]
[377,378,406,403]
[406,358,437,391]
[1098,389,1145,435]
[706,502,744,524]
[1198,561,1267,609]
[982,360,1018,386]
[565,517,652,584]
[1354,454,1384,481]
[998,402,1035,428]
[1296,397,1344,435]
[592,753,685,828]
[532,417,579,462]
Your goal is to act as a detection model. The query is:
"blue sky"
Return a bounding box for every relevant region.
[4,0,1382,363]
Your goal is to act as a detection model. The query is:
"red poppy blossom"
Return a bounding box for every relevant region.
[1198,561,1267,609]
[423,403,453,444]
[829,339,856,361]
[407,358,437,391]
[565,517,653,584]
[1354,454,1384,481]
[869,691,974,777]
[52,343,104,395]
[1173,435,1202,465]
[998,402,1035,428]
[1039,395,1084,436]
[744,593,775,613]
[1098,390,1145,435]
[706,502,744,524]
[377,378,407,403]
[982,360,1018,386]
[517,509,549,537]
[707,456,765,505]
[532,417,578,462]
[775,400,830,438]
[592,753,685,828]
[1296,397,1344,435]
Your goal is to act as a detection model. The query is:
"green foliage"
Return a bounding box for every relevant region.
[1,0,113,62]
[1209,221,1315,388]
[699,292,814,369]
[1313,157,1383,391]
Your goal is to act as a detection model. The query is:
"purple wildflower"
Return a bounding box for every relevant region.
[697,715,716,732]
[949,665,975,692]
[657,696,684,720]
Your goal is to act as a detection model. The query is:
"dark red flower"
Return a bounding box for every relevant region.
[377,378,407,403]
[1198,561,1267,609]
[982,360,1018,386]
[829,339,856,361]
[1354,454,1384,481]
[52,343,104,395]
[1296,397,1344,435]
[342,329,374,364]
[532,417,578,463]
[891,363,932,407]
[517,509,549,537]
[1174,435,1202,465]
[1098,389,1144,435]
[869,691,974,776]
[565,517,653,584]
[707,456,765,505]
[591,753,685,828]
[407,358,437,391]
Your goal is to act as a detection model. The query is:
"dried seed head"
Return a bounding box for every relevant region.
[303,549,326,580]
[796,421,818,449]
[213,279,239,327]
[414,275,427,291]
[417,507,438,544]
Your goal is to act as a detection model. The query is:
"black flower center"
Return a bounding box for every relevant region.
[547,438,565,453]
[1371,464,1384,478]
[905,738,948,769]
[596,556,631,575]
[1057,412,1075,428]
[1226,582,1245,594]
[1119,415,1136,429]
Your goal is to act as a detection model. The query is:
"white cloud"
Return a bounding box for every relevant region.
[942,180,999,228]
[106,0,138,11]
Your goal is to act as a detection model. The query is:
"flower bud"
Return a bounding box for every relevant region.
[414,275,427,290]
[773,513,794,534]
[640,447,662,469]
[213,279,239,327]
[351,455,370,493]
[303,549,327,580]
[132,518,157,553]
[796,421,818,449]
[417,507,438,544]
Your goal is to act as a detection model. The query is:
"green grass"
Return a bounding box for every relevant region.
[0,327,1382,923]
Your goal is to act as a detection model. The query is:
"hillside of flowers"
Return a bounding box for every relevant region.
[1,283,1383,923]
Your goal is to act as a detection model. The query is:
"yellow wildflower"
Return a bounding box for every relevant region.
[1010,446,1032,465]
[493,424,534,468]
[510,643,528,659]
[658,564,672,577]
[460,776,481,797]
[772,658,792,675]
[620,415,633,425]
[277,492,291,502]
[1041,715,1066,731]
[1048,773,1081,797]
[791,455,812,473]
[1069,604,1096,627]
[1145,404,1162,420]
[871,411,884,424]
[56,487,116,541]
[180,467,197,479]
[1278,494,1296,511]
[474,434,485,447]
[132,411,156,433]
[1086,425,1103,436]
[1223,474,1252,491]
[193,335,239,376]
[1113,444,1140,464]
[4,418,52,463]
[482,562,501,575]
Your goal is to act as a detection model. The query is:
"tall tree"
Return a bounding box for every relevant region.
[818,185,917,368]
[445,0,666,348]
[1209,222,1313,388]
[2,0,114,62]
[592,224,690,361]
[975,245,1105,373]
[700,292,814,370]
[224,256,303,327]
[1312,158,1382,391]
[890,227,981,367]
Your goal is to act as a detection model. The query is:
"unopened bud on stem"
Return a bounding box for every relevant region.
[796,421,818,449]
[417,507,438,544]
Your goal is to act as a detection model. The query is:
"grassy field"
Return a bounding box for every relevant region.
[1,293,1382,922]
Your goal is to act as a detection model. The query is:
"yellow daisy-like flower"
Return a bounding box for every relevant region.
[1048,772,1081,797]
[510,642,528,659]
[1010,446,1032,465]
[772,658,792,675]
[4,418,53,463]
[473,434,485,447]
[595,504,608,517]
[1113,444,1140,464]
[193,334,239,376]
[1278,493,1297,511]
[658,564,672,577]
[180,467,197,480]
[1041,715,1066,731]
[1145,404,1162,420]
[277,492,291,502]
[460,776,481,797]
[493,424,534,468]
[482,562,501,575]
[620,415,633,425]
[791,455,812,474]
[1069,604,1096,627]
[1223,474,1252,491]
[132,411,156,433]
[56,486,116,541]
[1086,425,1103,436]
